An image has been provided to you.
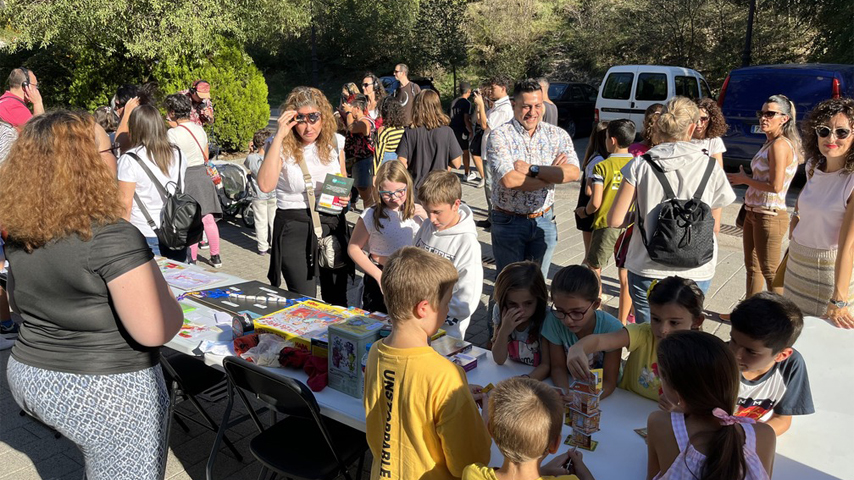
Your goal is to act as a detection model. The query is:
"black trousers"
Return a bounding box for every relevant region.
[361,264,387,313]
[269,209,349,307]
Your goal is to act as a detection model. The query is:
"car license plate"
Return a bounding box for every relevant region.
[751,125,763,134]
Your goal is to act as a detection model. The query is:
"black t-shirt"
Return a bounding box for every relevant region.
[9,220,157,375]
[394,82,422,126]
[449,97,471,134]
[395,126,463,191]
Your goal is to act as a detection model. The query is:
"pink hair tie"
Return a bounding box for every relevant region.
[712,408,755,426]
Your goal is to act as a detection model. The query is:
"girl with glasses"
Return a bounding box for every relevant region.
[727,94,801,301]
[784,97,854,328]
[540,265,622,399]
[692,97,729,167]
[347,161,426,312]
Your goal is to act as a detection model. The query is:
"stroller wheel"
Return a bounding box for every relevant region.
[241,204,255,228]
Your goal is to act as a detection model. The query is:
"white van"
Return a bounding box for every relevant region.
[595,65,713,135]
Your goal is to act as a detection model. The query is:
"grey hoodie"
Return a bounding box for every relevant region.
[621,141,736,280]
[413,203,483,338]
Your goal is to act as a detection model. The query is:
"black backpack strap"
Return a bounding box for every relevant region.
[692,157,717,202]
[133,191,159,232]
[126,151,169,201]
[643,154,677,200]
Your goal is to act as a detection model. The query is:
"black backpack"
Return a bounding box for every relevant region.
[127,151,204,250]
[637,154,717,268]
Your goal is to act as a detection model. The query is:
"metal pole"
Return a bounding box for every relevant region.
[742,0,756,67]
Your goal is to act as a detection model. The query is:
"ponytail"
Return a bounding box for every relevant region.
[767,94,804,165]
[701,410,748,480]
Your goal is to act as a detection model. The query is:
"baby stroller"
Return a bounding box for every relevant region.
[215,163,255,228]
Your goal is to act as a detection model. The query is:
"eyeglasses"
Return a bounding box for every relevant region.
[550,301,595,321]
[295,112,322,124]
[362,83,372,88]
[816,125,851,140]
[756,110,785,119]
[378,187,407,199]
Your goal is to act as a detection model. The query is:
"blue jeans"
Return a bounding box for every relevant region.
[627,271,711,323]
[146,237,188,263]
[490,208,558,281]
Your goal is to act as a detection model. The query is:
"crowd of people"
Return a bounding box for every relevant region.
[0,60,851,480]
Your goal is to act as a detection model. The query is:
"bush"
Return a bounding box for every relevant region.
[154,42,270,152]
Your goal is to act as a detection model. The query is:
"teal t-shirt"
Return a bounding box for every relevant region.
[541,309,622,369]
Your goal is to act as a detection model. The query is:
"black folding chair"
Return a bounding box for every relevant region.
[207,356,367,480]
[160,354,243,462]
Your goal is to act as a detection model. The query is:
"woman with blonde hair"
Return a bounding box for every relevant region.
[1,110,183,479]
[117,104,188,261]
[257,87,351,306]
[607,96,736,323]
[347,160,425,311]
[396,89,463,191]
[728,94,801,298]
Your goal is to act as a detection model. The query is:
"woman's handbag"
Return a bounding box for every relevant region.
[735,204,747,229]
[614,224,633,269]
[297,159,347,269]
[179,124,222,186]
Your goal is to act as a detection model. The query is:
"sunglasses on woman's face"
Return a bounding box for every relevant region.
[756,110,784,119]
[295,112,322,124]
[816,125,852,140]
[362,83,372,88]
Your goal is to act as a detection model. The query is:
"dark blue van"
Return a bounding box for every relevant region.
[718,64,854,169]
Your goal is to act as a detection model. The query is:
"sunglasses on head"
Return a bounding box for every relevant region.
[756,110,785,119]
[816,125,851,140]
[295,112,321,124]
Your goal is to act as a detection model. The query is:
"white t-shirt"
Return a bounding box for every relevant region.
[360,207,422,257]
[792,161,854,250]
[481,96,513,160]
[167,123,208,167]
[621,142,736,281]
[276,143,341,210]
[335,133,346,156]
[691,137,726,156]
[117,146,187,238]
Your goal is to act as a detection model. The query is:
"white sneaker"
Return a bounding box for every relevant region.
[476,178,485,189]
[466,172,478,182]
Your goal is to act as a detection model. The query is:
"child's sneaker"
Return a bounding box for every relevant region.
[211,254,223,268]
[199,241,210,250]
[466,172,478,182]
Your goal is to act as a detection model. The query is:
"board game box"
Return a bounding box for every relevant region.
[253,300,356,350]
[327,316,385,398]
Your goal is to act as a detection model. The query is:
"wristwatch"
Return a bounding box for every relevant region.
[829,298,849,308]
[528,165,540,178]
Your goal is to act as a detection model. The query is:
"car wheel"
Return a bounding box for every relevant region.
[565,118,577,138]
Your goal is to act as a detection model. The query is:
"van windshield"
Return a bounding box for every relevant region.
[722,73,833,117]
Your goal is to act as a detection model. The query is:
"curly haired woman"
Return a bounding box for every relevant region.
[784,97,854,328]
[257,87,351,306]
[1,111,183,479]
[692,97,729,167]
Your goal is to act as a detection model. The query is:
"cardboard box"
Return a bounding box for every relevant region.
[431,335,472,357]
[327,316,384,398]
[253,300,353,350]
[568,408,601,434]
[568,381,601,415]
[450,353,477,372]
[310,331,329,358]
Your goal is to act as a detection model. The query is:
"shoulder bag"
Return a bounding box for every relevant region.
[297,158,347,269]
[179,124,221,186]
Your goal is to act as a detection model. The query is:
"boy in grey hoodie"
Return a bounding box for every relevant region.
[414,171,483,339]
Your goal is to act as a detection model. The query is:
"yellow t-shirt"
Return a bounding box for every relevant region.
[591,153,635,230]
[461,464,580,480]
[617,323,661,401]
[364,340,492,480]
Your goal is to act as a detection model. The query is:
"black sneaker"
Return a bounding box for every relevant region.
[211,254,223,268]
[199,241,210,250]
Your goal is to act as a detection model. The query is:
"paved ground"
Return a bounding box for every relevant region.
[0,130,797,479]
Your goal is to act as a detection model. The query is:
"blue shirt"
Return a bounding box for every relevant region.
[487,118,579,214]
[540,309,622,369]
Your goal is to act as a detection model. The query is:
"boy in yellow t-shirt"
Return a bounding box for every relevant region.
[462,377,593,480]
[564,277,704,407]
[364,247,491,480]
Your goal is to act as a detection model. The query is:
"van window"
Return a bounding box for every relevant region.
[721,73,834,116]
[675,76,700,98]
[635,73,667,101]
[701,79,713,99]
[602,73,634,100]
[582,84,598,101]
